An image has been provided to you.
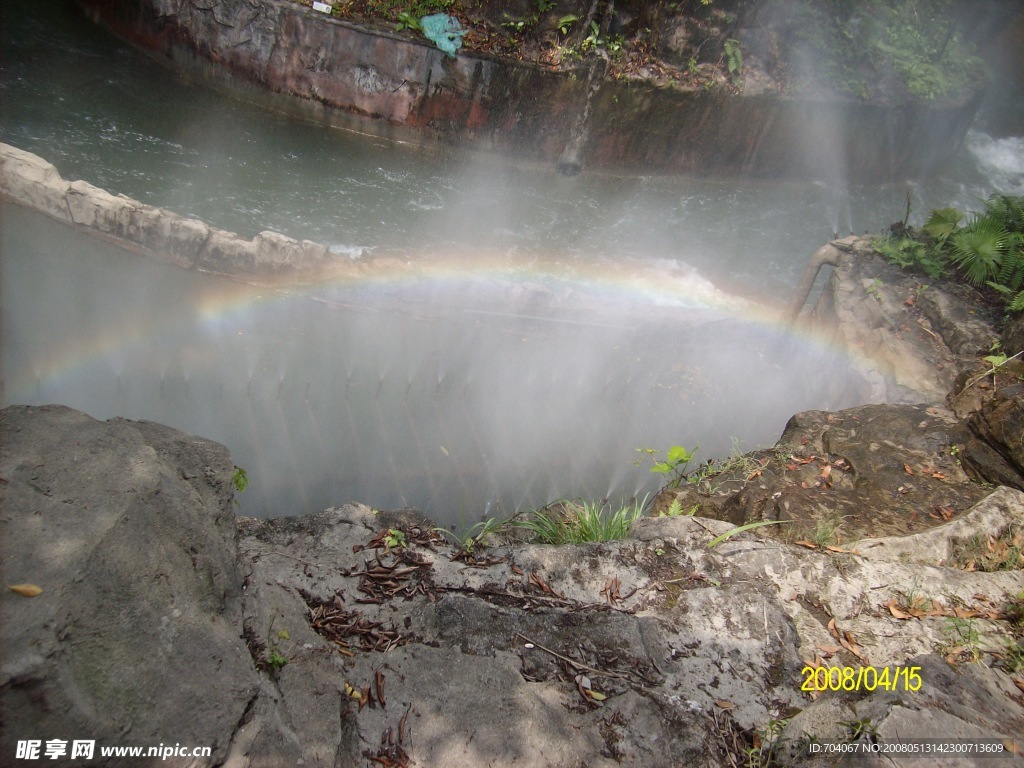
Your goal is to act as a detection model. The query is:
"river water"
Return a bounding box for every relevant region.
[2,0,1022,523]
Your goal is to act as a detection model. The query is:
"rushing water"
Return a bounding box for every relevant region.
[2,0,1022,523]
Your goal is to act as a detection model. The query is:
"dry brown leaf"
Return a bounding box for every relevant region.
[827,618,838,638]
[825,545,860,555]
[9,584,42,597]
[885,598,914,620]
[840,630,866,660]
[903,464,914,474]
[714,700,736,709]
[817,644,842,655]
[793,540,819,549]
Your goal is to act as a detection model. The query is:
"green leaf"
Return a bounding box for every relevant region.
[922,207,963,246]
[706,519,788,548]
[666,445,694,464]
[951,219,1009,285]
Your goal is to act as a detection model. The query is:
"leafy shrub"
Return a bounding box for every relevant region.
[791,0,987,102]
[874,194,1024,313]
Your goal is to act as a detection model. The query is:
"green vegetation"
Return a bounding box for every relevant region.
[635,445,698,488]
[840,716,880,744]
[364,0,453,21]
[723,38,742,85]
[233,465,249,493]
[790,512,846,550]
[743,716,789,768]
[874,194,1024,313]
[657,498,698,517]
[382,528,407,549]
[394,11,423,31]
[791,0,987,101]
[949,525,1024,572]
[434,517,506,553]
[942,615,982,662]
[261,619,290,673]
[518,497,646,544]
[706,519,788,549]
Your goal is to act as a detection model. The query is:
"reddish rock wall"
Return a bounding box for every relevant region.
[79,0,982,180]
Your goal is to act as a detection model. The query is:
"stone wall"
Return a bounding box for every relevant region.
[77,0,983,180]
[0,143,357,281]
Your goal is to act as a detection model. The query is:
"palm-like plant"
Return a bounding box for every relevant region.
[922,206,963,247]
[950,217,1009,285]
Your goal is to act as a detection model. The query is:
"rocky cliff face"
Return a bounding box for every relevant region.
[0,405,258,766]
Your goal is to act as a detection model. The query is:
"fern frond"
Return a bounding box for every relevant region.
[996,254,1024,291]
[1009,289,1024,313]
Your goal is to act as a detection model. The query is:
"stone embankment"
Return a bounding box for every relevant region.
[75,0,984,180]
[0,143,362,282]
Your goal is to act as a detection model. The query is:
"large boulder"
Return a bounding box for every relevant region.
[231,498,1024,767]
[806,239,998,404]
[0,405,258,766]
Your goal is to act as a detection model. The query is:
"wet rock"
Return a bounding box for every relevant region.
[0,143,349,281]
[806,239,999,404]
[1005,313,1024,356]
[0,143,73,224]
[0,405,258,766]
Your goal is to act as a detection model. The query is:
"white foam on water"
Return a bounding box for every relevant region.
[966,130,1024,195]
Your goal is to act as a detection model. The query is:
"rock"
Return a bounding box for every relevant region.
[955,385,1024,491]
[0,143,73,224]
[851,485,1024,566]
[234,505,809,766]
[779,654,1024,768]
[685,402,990,543]
[0,143,347,281]
[3,407,1022,766]
[0,405,258,766]
[807,241,999,404]
[234,499,1024,767]
[1005,313,1024,356]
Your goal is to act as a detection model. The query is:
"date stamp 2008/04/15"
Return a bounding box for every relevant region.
[800,665,922,693]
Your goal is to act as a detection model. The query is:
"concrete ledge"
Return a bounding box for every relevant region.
[1,142,344,280]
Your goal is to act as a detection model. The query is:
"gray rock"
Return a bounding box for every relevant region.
[233,498,1024,767]
[3,406,1023,767]
[0,405,258,766]
[807,242,999,404]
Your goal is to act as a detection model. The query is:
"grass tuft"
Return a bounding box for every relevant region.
[518,497,647,544]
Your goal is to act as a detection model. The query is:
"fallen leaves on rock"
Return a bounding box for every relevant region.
[307,592,406,653]
[883,596,1004,621]
[346,545,436,604]
[827,617,866,662]
[364,704,413,767]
